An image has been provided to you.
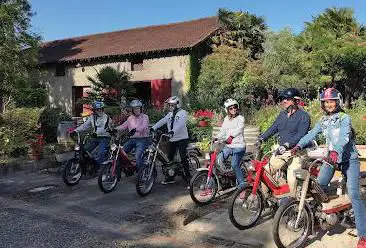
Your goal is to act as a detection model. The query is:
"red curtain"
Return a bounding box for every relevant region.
[151,79,171,109]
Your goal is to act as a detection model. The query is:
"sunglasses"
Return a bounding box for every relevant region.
[229,106,238,110]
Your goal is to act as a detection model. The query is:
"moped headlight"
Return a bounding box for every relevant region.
[74,144,80,151]
[110,144,117,151]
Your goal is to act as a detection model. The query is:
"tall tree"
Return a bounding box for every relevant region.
[0,0,41,112]
[212,8,267,59]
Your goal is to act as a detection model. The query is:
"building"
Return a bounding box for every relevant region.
[39,17,219,116]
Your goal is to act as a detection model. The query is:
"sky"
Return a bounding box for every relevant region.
[29,0,366,42]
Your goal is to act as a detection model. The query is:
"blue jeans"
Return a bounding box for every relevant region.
[85,137,110,165]
[317,159,366,237]
[123,138,150,171]
[218,147,246,189]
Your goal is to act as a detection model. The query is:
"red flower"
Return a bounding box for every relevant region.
[193,110,214,120]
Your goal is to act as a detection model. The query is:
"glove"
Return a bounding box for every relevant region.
[327,151,338,165]
[226,136,233,144]
[276,146,286,155]
[150,127,155,134]
[212,137,218,143]
[91,133,98,138]
[70,131,77,139]
[254,138,263,148]
[128,128,136,137]
[167,131,174,137]
[290,145,301,156]
[109,129,118,135]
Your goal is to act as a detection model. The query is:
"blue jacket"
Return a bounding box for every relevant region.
[297,112,359,163]
[259,108,310,148]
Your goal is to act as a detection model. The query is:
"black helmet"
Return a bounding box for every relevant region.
[278,88,302,101]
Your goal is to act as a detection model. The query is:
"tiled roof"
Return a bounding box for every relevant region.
[39,17,219,64]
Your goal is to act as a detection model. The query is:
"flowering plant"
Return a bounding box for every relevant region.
[193,110,214,122]
[27,134,46,154]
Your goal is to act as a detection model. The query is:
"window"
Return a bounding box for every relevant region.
[55,64,66,76]
[131,58,143,71]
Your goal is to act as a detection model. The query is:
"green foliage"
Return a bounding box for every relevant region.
[38,107,72,143]
[0,0,41,112]
[14,87,48,107]
[145,108,167,125]
[82,66,135,112]
[0,108,42,157]
[196,46,248,109]
[214,8,267,58]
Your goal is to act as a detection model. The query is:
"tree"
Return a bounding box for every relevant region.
[212,8,267,59]
[299,7,366,105]
[0,0,41,112]
[82,66,135,115]
[196,46,248,109]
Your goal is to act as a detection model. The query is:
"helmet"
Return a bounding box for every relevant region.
[320,88,343,113]
[92,101,104,109]
[278,88,302,101]
[224,98,239,113]
[165,96,181,108]
[130,99,143,108]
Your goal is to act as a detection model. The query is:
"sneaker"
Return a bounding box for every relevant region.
[200,188,213,197]
[161,178,176,185]
[358,237,366,248]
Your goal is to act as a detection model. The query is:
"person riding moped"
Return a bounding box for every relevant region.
[71,100,113,170]
[113,99,150,174]
[291,88,366,248]
[256,88,311,195]
[201,99,246,197]
[151,96,191,185]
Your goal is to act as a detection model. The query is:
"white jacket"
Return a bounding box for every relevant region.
[75,113,112,137]
[216,115,245,148]
[152,109,188,142]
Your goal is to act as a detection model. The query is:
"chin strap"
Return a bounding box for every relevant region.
[286,104,298,113]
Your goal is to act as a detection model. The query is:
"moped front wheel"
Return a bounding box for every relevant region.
[136,165,157,197]
[62,158,83,186]
[98,162,118,194]
[189,170,218,206]
[229,186,263,230]
[272,199,312,248]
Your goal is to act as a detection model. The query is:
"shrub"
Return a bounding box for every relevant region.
[14,88,48,108]
[0,108,43,157]
[145,108,167,125]
[38,107,72,143]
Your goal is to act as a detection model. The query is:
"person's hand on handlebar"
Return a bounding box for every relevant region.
[128,128,136,137]
[167,131,174,138]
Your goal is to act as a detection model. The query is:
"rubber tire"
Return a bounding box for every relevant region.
[62,158,82,186]
[228,186,264,230]
[98,162,118,194]
[136,166,157,197]
[189,170,219,206]
[272,199,312,248]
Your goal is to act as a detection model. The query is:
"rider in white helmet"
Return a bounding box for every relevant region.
[201,99,246,196]
[114,99,150,174]
[151,96,190,185]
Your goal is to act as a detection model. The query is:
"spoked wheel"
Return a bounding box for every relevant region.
[189,170,218,206]
[272,199,312,248]
[136,165,157,197]
[188,155,200,173]
[229,186,263,230]
[62,159,82,186]
[98,162,118,194]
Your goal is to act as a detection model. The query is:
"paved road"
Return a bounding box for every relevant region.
[0,167,361,248]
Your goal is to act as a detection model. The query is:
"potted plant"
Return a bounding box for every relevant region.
[27,134,46,160]
[193,110,214,127]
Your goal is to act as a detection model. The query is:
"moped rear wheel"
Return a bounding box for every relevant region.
[98,162,118,194]
[189,170,218,206]
[229,186,263,230]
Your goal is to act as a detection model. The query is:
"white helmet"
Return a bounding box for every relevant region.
[165,96,181,108]
[224,98,239,113]
[130,99,143,108]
